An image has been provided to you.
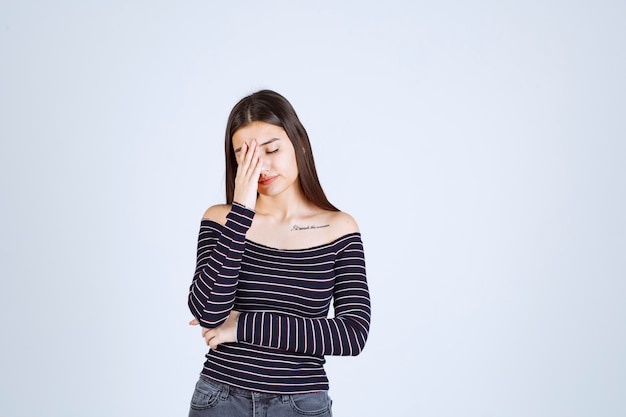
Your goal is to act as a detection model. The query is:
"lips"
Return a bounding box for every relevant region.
[258,175,278,186]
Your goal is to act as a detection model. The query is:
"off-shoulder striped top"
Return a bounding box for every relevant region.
[188,202,371,394]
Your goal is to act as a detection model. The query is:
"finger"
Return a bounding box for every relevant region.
[246,144,263,180]
[242,140,259,174]
[236,142,248,166]
[205,333,217,348]
[209,336,221,350]
[189,319,199,326]
[236,142,254,179]
[252,155,264,178]
[240,140,253,165]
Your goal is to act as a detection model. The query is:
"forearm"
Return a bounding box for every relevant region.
[236,311,370,356]
[188,203,254,327]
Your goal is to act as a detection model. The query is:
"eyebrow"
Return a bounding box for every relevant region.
[234,137,281,153]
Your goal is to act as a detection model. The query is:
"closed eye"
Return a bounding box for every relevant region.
[234,137,282,154]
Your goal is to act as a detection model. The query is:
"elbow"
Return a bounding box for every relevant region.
[350,329,369,356]
[187,292,230,329]
[190,307,230,329]
[341,316,370,356]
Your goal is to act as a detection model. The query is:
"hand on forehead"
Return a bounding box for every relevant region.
[232,122,288,153]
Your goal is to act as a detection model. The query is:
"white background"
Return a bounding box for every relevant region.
[1,1,625,416]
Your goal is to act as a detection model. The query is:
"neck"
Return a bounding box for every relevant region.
[255,187,313,221]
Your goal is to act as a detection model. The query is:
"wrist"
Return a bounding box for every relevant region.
[232,197,256,211]
[231,201,256,217]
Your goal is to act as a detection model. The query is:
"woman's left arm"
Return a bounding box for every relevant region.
[236,235,371,356]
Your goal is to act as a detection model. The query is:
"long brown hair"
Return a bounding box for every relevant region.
[224,90,338,211]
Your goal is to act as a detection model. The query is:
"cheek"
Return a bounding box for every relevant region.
[288,156,300,177]
[276,150,294,165]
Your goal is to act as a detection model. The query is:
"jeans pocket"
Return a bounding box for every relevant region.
[289,391,332,416]
[190,377,223,410]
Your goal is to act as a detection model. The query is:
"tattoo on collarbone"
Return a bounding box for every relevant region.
[290,224,330,231]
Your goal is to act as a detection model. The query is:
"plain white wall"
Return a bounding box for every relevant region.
[1,1,624,416]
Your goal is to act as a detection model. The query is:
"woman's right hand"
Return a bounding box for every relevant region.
[233,140,263,210]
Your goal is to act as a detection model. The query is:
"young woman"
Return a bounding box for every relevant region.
[187,90,371,417]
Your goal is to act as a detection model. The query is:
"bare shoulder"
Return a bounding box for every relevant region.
[328,210,360,236]
[202,204,231,225]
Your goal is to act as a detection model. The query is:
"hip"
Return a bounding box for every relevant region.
[188,376,333,417]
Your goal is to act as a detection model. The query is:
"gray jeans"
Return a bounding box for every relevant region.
[188,376,333,417]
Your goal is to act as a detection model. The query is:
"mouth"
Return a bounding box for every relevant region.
[258,175,278,186]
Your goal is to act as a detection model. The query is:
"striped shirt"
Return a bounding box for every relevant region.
[188,202,371,394]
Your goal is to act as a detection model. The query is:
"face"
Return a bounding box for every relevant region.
[231,121,300,197]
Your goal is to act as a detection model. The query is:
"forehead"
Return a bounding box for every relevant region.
[232,121,288,147]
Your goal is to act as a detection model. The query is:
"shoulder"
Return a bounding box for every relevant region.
[202,204,231,226]
[328,210,360,236]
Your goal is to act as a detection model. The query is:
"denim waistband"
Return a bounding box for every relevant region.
[199,376,316,400]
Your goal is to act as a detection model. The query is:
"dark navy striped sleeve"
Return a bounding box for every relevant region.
[237,235,371,356]
[188,203,254,328]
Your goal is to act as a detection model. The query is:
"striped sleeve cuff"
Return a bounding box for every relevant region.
[227,202,255,233]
